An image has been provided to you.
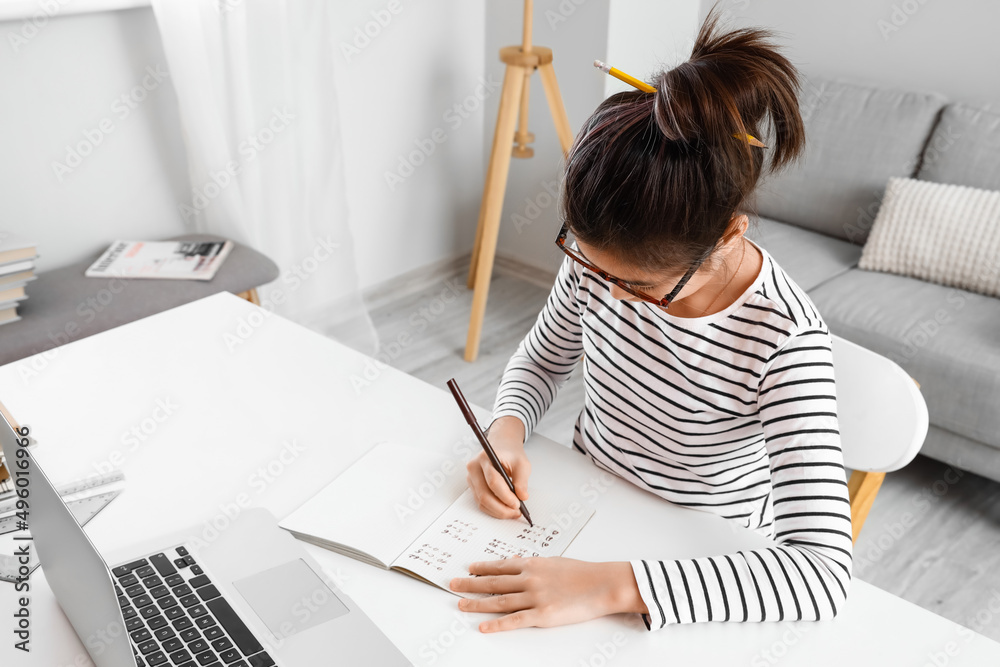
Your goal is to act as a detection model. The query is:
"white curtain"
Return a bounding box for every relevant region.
[150,0,376,355]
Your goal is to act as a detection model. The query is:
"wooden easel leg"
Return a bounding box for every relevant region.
[465,211,489,289]
[469,67,526,290]
[464,65,527,362]
[847,470,885,544]
[467,199,488,289]
[538,62,574,154]
[470,67,537,290]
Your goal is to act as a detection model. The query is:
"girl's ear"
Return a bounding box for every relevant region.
[731,214,750,237]
[719,214,750,248]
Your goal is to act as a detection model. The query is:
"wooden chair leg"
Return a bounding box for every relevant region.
[848,470,885,544]
[237,288,261,306]
[464,64,527,362]
[846,377,915,543]
[538,62,574,155]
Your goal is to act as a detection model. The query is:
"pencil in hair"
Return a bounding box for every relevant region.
[594,59,767,148]
[593,59,657,94]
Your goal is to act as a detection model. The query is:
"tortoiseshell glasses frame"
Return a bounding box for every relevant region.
[555,220,706,308]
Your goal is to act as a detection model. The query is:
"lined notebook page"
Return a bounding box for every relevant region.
[391,488,595,597]
[279,442,466,567]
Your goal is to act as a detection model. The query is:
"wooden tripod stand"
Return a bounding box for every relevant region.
[464,0,574,362]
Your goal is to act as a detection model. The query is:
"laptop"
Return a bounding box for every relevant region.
[0,412,411,667]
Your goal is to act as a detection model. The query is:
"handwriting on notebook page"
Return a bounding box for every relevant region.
[406,543,454,571]
[392,488,594,596]
[440,519,477,544]
[481,523,562,559]
[407,520,562,570]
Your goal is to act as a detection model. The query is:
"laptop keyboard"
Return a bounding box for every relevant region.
[111,546,275,667]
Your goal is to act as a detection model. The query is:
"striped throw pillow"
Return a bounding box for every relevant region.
[859,176,1000,298]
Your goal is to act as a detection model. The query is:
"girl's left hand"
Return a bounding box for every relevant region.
[448,557,646,633]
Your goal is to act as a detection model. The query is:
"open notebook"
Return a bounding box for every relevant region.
[279,442,595,598]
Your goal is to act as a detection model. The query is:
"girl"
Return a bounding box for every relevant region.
[450,7,853,633]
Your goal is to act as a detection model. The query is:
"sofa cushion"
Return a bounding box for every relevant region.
[746,216,862,291]
[858,177,1000,298]
[808,268,1000,449]
[754,72,946,245]
[917,102,1000,191]
[0,234,278,368]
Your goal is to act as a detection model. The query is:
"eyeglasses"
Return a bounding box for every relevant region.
[554,221,706,308]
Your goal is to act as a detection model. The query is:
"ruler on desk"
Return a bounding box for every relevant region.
[0,470,125,583]
[0,489,122,537]
[0,469,124,515]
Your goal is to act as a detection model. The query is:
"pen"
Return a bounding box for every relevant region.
[446,378,533,527]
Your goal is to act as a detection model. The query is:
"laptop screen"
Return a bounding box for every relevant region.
[0,411,136,667]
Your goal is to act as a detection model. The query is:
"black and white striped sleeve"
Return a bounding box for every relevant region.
[491,255,585,438]
[629,327,853,629]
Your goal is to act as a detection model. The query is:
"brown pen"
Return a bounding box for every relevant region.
[446,378,533,527]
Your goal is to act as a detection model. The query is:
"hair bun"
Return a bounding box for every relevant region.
[651,63,702,144]
[559,4,807,277]
[646,6,804,172]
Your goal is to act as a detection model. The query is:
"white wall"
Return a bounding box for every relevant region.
[0,7,189,273]
[698,0,1000,109]
[487,0,702,276]
[0,2,486,291]
[334,1,485,289]
[605,0,701,97]
[485,0,611,276]
[334,0,486,286]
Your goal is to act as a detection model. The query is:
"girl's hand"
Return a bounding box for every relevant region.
[448,557,647,632]
[466,416,530,520]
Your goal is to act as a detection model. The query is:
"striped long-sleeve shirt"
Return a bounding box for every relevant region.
[492,238,853,630]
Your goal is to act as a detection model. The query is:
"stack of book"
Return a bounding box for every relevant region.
[0,233,37,327]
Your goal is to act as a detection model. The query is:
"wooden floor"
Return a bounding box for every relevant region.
[367,265,1000,642]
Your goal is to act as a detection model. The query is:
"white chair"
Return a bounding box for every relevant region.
[832,334,929,543]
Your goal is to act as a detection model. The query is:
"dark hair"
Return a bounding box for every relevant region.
[562,3,806,275]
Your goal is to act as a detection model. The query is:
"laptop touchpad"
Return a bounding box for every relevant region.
[232,559,350,640]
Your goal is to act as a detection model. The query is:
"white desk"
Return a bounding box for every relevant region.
[2,292,998,666]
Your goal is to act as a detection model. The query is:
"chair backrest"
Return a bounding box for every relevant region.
[832,334,929,473]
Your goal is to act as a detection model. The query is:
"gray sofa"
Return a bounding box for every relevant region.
[746,72,1000,482]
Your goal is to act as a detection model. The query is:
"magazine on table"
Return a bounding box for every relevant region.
[85,240,234,281]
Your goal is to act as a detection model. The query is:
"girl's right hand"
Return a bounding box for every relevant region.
[466,415,531,520]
